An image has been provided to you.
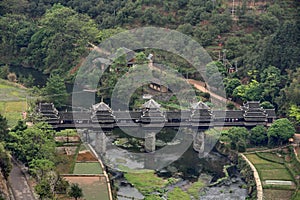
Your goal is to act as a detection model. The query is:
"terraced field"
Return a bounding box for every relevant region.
[0,79,28,127]
[245,152,297,200]
[73,162,103,174]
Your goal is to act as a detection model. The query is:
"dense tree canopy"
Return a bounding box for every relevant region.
[267,118,295,146]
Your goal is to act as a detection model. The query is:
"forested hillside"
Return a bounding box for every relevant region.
[0,0,299,124]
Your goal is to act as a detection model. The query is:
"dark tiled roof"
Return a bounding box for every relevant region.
[214,110,244,118]
[92,102,112,112]
[165,111,191,119]
[265,109,276,117]
[142,99,161,109]
[60,112,91,120]
[191,101,210,110]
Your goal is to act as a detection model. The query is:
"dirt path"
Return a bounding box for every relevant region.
[240,153,263,200]
[187,79,241,108]
[9,160,36,200]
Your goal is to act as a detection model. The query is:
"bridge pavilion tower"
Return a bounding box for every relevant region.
[190,101,212,155]
[91,102,115,128]
[241,101,268,127]
[190,101,213,127]
[37,102,60,125]
[140,99,166,152]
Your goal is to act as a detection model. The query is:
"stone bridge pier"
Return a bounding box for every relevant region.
[193,131,205,156]
[95,131,107,154]
[144,132,156,153]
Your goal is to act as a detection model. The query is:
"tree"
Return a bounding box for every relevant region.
[69,183,83,200]
[261,66,283,103]
[250,125,267,146]
[42,74,68,109]
[29,159,54,181]
[0,65,9,79]
[224,78,241,97]
[27,4,98,74]
[289,105,300,126]
[135,52,147,64]
[54,176,69,194]
[227,127,249,151]
[276,68,300,115]
[35,178,53,200]
[0,115,8,142]
[6,122,55,165]
[0,143,12,180]
[267,118,295,146]
[233,80,263,101]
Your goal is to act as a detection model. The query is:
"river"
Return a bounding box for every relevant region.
[87,128,248,200]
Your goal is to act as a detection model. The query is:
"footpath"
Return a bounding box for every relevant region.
[8,159,36,200]
[239,153,263,200]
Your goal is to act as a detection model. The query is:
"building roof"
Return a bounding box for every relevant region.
[265,109,276,117]
[109,47,136,62]
[142,99,161,109]
[92,58,111,66]
[191,101,210,110]
[214,110,244,118]
[92,102,112,112]
[241,101,261,110]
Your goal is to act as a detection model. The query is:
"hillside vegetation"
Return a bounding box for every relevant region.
[0,0,299,123]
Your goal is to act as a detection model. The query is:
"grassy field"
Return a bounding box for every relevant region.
[245,154,293,182]
[264,189,294,200]
[0,79,28,127]
[245,153,295,200]
[64,176,110,200]
[73,162,103,174]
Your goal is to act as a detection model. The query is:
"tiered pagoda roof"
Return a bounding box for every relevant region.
[37,103,60,124]
[241,101,268,125]
[91,102,115,123]
[140,99,166,123]
[190,101,212,124]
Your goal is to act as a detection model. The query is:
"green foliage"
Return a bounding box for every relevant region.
[135,52,148,64]
[27,4,98,74]
[69,183,83,200]
[289,105,300,125]
[0,114,8,142]
[267,118,296,146]
[29,159,54,181]
[0,143,12,180]
[0,66,9,79]
[187,180,205,199]
[124,171,167,195]
[227,127,249,151]
[260,66,283,103]
[6,122,56,165]
[250,125,267,146]
[167,187,190,200]
[54,176,69,194]
[224,78,241,97]
[35,178,53,200]
[0,14,37,65]
[42,74,68,109]
[260,101,274,109]
[233,80,263,101]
